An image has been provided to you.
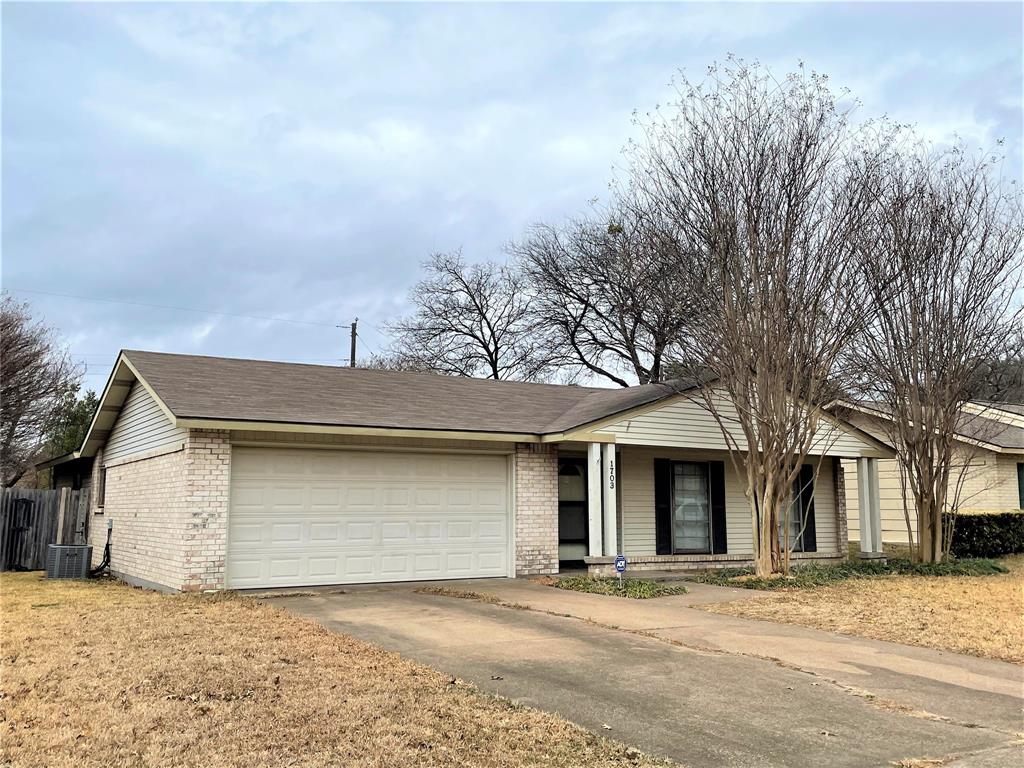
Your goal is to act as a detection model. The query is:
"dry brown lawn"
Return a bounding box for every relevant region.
[704,556,1024,664]
[0,573,669,768]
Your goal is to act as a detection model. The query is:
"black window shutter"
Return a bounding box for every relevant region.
[709,461,728,554]
[799,464,817,553]
[654,459,672,555]
[1017,463,1024,509]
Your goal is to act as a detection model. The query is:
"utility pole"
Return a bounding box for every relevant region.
[349,318,358,367]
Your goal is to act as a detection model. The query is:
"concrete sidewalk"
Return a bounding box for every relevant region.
[265,578,1023,768]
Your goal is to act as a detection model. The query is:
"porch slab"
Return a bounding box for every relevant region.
[585,552,846,576]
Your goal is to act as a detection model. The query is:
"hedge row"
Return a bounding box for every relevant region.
[947,511,1024,558]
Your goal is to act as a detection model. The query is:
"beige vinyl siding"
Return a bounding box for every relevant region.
[104,382,186,464]
[618,447,839,557]
[845,449,1024,544]
[596,395,877,458]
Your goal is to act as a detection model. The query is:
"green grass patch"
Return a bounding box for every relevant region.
[553,576,688,599]
[692,558,1008,590]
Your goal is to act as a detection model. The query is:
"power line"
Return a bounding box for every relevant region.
[7,287,339,328]
[356,331,379,358]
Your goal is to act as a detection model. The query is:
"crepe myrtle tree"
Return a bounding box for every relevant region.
[0,295,81,487]
[512,200,691,386]
[626,60,895,576]
[852,145,1024,563]
[385,250,560,381]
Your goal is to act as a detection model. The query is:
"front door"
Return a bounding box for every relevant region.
[558,457,588,564]
[672,462,711,553]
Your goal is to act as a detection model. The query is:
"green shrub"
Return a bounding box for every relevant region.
[554,576,688,599]
[692,557,1007,591]
[946,511,1024,558]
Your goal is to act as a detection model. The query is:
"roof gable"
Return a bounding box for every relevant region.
[835,401,1024,454]
[122,350,628,435]
[66,351,890,459]
[595,390,893,457]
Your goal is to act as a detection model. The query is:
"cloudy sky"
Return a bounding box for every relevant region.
[4,1,1021,392]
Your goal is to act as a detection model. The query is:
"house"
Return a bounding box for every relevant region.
[836,402,1024,546]
[50,350,891,592]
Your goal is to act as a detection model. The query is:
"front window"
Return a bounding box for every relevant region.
[781,467,814,552]
[781,495,805,552]
[671,462,712,553]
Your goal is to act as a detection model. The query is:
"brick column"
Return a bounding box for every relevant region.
[514,443,559,576]
[834,458,849,558]
[181,429,231,591]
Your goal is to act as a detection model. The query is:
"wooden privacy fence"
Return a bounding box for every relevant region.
[0,488,90,571]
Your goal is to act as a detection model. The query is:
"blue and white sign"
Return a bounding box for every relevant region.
[614,555,627,574]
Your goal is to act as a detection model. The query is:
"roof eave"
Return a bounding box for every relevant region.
[34,450,84,470]
[176,416,545,443]
[75,351,182,459]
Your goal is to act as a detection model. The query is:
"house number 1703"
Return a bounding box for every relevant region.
[607,460,615,490]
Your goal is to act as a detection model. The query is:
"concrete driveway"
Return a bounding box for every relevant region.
[264,579,1023,768]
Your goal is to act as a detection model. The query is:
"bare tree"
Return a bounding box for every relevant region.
[357,352,436,373]
[627,60,892,576]
[386,250,558,381]
[513,201,691,386]
[852,145,1024,563]
[1,295,82,487]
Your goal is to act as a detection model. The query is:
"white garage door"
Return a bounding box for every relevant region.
[227,447,511,588]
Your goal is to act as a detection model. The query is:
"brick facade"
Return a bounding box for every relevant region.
[514,443,559,576]
[181,430,231,591]
[87,430,231,592]
[833,459,849,557]
[87,446,188,590]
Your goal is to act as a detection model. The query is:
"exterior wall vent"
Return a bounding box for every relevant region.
[46,545,93,579]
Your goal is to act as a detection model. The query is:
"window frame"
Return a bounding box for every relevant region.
[557,457,589,551]
[669,460,713,555]
[783,487,806,553]
[96,465,107,511]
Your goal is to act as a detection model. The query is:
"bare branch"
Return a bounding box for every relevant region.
[850,144,1024,562]
[385,250,561,381]
[1,295,82,487]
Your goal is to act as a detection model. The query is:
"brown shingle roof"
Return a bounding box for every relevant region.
[834,401,1024,453]
[123,350,686,435]
[955,411,1024,451]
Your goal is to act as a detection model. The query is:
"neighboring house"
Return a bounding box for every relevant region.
[836,402,1024,545]
[46,350,891,592]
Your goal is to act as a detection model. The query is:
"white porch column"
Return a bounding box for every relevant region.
[857,457,883,558]
[868,458,883,554]
[587,443,604,557]
[602,443,618,557]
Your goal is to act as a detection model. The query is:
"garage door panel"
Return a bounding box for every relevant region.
[383,488,411,507]
[308,557,341,578]
[228,447,510,588]
[309,487,342,507]
[380,521,411,543]
[271,454,307,476]
[309,523,341,542]
[272,487,305,508]
[346,521,375,543]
